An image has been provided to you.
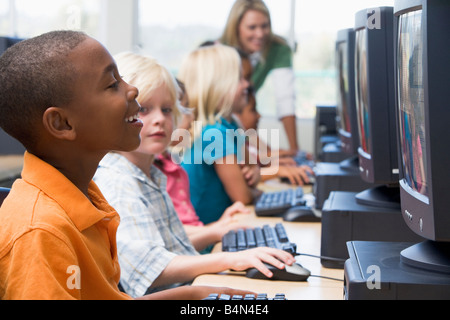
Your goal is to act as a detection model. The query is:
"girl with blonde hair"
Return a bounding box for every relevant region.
[178,44,261,225]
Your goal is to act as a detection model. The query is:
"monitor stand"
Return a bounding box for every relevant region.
[344,241,450,299]
[320,191,422,269]
[354,184,401,210]
[314,156,374,209]
[401,240,450,274]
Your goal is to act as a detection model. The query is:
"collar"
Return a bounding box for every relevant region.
[155,153,179,174]
[99,152,167,191]
[21,152,118,232]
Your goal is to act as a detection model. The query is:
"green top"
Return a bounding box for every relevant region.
[252,40,293,92]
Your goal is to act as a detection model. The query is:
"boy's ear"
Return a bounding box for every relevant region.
[42,107,76,141]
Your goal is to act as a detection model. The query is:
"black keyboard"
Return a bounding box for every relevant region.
[203,293,287,300]
[222,223,297,255]
[254,187,306,216]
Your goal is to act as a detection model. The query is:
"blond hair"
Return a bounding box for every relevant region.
[177,44,241,127]
[114,52,181,123]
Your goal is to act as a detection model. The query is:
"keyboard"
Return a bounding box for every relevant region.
[222,223,297,255]
[293,150,315,168]
[254,187,306,217]
[203,293,287,300]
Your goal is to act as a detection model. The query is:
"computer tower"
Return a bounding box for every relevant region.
[344,241,450,299]
[314,105,339,161]
[320,191,422,268]
[320,142,349,163]
[313,160,373,210]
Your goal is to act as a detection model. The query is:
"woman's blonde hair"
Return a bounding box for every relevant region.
[177,44,241,127]
[114,52,181,123]
[220,0,286,57]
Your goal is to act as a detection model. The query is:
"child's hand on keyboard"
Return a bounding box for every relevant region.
[224,247,296,278]
[141,285,256,300]
[278,165,314,186]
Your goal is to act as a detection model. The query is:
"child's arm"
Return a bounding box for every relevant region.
[150,247,296,289]
[261,164,314,186]
[214,154,255,205]
[183,202,250,251]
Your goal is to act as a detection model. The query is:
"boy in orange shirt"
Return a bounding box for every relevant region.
[0,30,247,300]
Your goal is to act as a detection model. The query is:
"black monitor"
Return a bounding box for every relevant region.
[353,7,400,208]
[395,0,450,273]
[335,28,358,157]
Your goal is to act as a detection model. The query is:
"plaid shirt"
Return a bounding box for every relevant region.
[94,153,198,298]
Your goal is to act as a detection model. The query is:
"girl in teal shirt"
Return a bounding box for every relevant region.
[179,44,260,225]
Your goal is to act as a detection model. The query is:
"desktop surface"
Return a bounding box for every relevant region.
[192,186,345,300]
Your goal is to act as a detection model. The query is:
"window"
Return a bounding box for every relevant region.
[0,0,11,36]
[136,0,337,119]
[0,0,101,39]
[1,0,394,119]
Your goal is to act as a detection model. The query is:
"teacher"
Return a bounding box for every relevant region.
[220,0,299,153]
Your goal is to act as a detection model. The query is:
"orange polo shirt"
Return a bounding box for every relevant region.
[0,152,131,300]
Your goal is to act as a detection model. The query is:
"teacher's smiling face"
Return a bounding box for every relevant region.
[238,9,271,54]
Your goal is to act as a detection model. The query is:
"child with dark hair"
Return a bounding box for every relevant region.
[0,31,249,300]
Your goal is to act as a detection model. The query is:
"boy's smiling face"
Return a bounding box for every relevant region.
[63,37,143,154]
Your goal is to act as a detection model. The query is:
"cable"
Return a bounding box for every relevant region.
[308,274,344,282]
[295,252,346,282]
[296,252,347,262]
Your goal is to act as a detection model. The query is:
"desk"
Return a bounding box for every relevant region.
[192,182,345,300]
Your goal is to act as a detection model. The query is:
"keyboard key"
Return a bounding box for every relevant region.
[237,229,247,251]
[245,229,256,248]
[203,293,287,300]
[275,223,288,242]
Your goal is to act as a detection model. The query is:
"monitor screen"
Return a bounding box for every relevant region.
[336,42,351,135]
[397,9,428,199]
[354,29,370,156]
[395,0,450,274]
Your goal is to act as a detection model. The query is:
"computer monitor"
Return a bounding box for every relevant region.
[353,7,401,208]
[395,0,450,273]
[335,28,358,157]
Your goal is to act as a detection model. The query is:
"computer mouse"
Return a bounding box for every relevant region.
[246,263,310,281]
[282,206,321,222]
